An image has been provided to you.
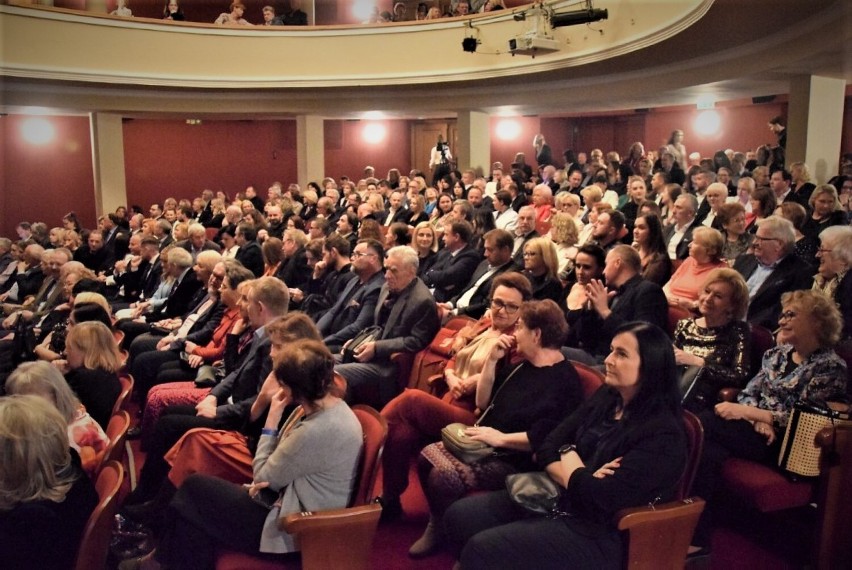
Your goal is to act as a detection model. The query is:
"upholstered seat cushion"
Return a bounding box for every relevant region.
[721,458,814,512]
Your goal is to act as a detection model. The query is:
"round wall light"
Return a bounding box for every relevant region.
[21,117,56,145]
[495,119,521,141]
[694,110,721,136]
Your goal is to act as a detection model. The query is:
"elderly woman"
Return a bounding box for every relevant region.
[813,225,852,343]
[0,395,99,570]
[410,300,583,558]
[663,227,729,311]
[444,322,687,569]
[802,184,847,240]
[632,213,672,286]
[378,273,533,521]
[548,212,579,277]
[147,340,362,568]
[672,269,751,412]
[579,185,603,225]
[717,202,753,264]
[522,237,563,303]
[7,361,110,477]
[694,290,848,546]
[53,321,123,430]
[701,183,729,229]
[554,191,583,231]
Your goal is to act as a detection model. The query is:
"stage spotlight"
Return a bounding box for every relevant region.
[462,37,479,52]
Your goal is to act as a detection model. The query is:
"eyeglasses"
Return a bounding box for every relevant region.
[817,248,833,255]
[351,251,376,259]
[778,310,798,322]
[491,299,521,314]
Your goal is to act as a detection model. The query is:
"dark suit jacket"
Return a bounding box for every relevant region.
[152,269,203,320]
[734,253,814,330]
[567,275,668,358]
[694,195,711,225]
[511,230,540,267]
[450,259,517,319]
[275,247,311,290]
[176,294,225,347]
[319,271,385,348]
[209,334,272,428]
[422,245,482,303]
[139,257,163,300]
[73,246,114,274]
[158,234,174,251]
[662,219,699,260]
[235,241,264,277]
[372,277,440,360]
[13,266,44,302]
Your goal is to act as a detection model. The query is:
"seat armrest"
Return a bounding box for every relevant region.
[718,387,740,402]
[280,505,381,570]
[390,351,416,389]
[616,498,705,570]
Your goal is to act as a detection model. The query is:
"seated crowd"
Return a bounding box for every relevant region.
[0,140,850,569]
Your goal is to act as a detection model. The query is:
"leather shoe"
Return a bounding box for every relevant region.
[126,426,142,440]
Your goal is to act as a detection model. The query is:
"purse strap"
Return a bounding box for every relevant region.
[475,362,525,427]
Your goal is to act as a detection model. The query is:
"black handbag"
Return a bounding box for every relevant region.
[341,325,383,363]
[506,472,565,516]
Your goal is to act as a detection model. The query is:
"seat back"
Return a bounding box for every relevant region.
[349,405,389,507]
[74,461,125,570]
[111,374,134,417]
[98,411,131,476]
[568,359,605,400]
[678,410,704,501]
[407,315,476,393]
[666,306,691,337]
[815,423,852,568]
[748,323,775,377]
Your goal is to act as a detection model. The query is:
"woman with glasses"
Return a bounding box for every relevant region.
[377,274,536,523]
[409,299,583,559]
[692,290,847,547]
[813,225,852,343]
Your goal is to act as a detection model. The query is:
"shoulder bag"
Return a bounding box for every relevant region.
[777,400,852,479]
[342,325,383,363]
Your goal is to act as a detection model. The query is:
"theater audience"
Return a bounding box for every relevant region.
[802,184,847,240]
[813,225,852,343]
[632,213,672,286]
[717,202,753,264]
[777,202,818,268]
[664,227,728,311]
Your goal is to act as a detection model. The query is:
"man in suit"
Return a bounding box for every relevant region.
[147,247,203,321]
[382,191,408,227]
[663,194,699,260]
[691,168,714,225]
[734,215,813,331]
[565,245,668,364]
[318,238,385,352]
[422,220,482,303]
[136,236,164,301]
[511,206,539,267]
[176,223,222,261]
[0,244,44,305]
[73,229,114,274]
[234,223,264,277]
[335,245,440,409]
[153,219,174,251]
[1,248,69,324]
[439,229,516,320]
[770,169,801,206]
[125,277,289,505]
[590,210,627,254]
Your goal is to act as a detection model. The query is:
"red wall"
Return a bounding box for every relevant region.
[324,119,412,181]
[489,116,541,171]
[122,119,297,207]
[0,114,96,238]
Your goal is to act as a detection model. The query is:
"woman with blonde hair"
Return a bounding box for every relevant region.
[7,361,110,476]
[214,1,252,25]
[789,161,816,206]
[522,237,563,303]
[0,395,98,570]
[802,184,847,239]
[663,227,728,311]
[548,212,579,277]
[414,221,439,277]
[55,321,122,429]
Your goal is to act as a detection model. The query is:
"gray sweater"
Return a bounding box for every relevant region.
[254,401,362,553]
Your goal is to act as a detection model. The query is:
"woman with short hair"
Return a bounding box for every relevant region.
[717,202,753,263]
[813,225,852,343]
[522,237,563,303]
[663,227,729,311]
[214,1,252,25]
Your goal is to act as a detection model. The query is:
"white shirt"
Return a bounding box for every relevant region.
[494,208,518,233]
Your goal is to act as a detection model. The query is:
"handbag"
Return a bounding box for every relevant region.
[341,325,383,363]
[440,363,524,464]
[777,400,852,478]
[194,363,226,388]
[505,472,565,516]
[678,365,714,413]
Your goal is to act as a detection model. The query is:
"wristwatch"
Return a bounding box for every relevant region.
[558,444,577,456]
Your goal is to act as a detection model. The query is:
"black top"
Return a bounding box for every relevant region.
[65,367,121,429]
[482,359,583,459]
[537,387,687,527]
[0,450,98,570]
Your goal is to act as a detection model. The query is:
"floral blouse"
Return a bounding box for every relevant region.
[738,345,848,430]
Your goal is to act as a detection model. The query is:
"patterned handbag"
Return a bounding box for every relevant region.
[777,400,852,478]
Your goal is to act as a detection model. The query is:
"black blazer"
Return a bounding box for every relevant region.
[318,271,385,349]
[450,260,518,319]
[235,241,264,277]
[139,257,163,300]
[210,335,272,428]
[152,269,203,320]
[372,277,441,359]
[734,253,814,330]
[422,245,482,303]
[275,247,312,290]
[662,219,699,260]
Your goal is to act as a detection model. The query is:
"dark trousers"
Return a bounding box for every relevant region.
[157,474,294,570]
[444,490,622,570]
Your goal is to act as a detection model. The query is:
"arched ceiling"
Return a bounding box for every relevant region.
[1,0,850,119]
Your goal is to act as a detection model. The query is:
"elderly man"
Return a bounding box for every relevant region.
[565,245,667,364]
[177,223,222,262]
[147,247,203,321]
[2,248,69,323]
[663,194,700,260]
[0,244,45,304]
[334,245,440,409]
[734,215,813,330]
[511,205,539,267]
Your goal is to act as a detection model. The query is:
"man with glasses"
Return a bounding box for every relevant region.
[734,215,813,330]
[318,239,385,353]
